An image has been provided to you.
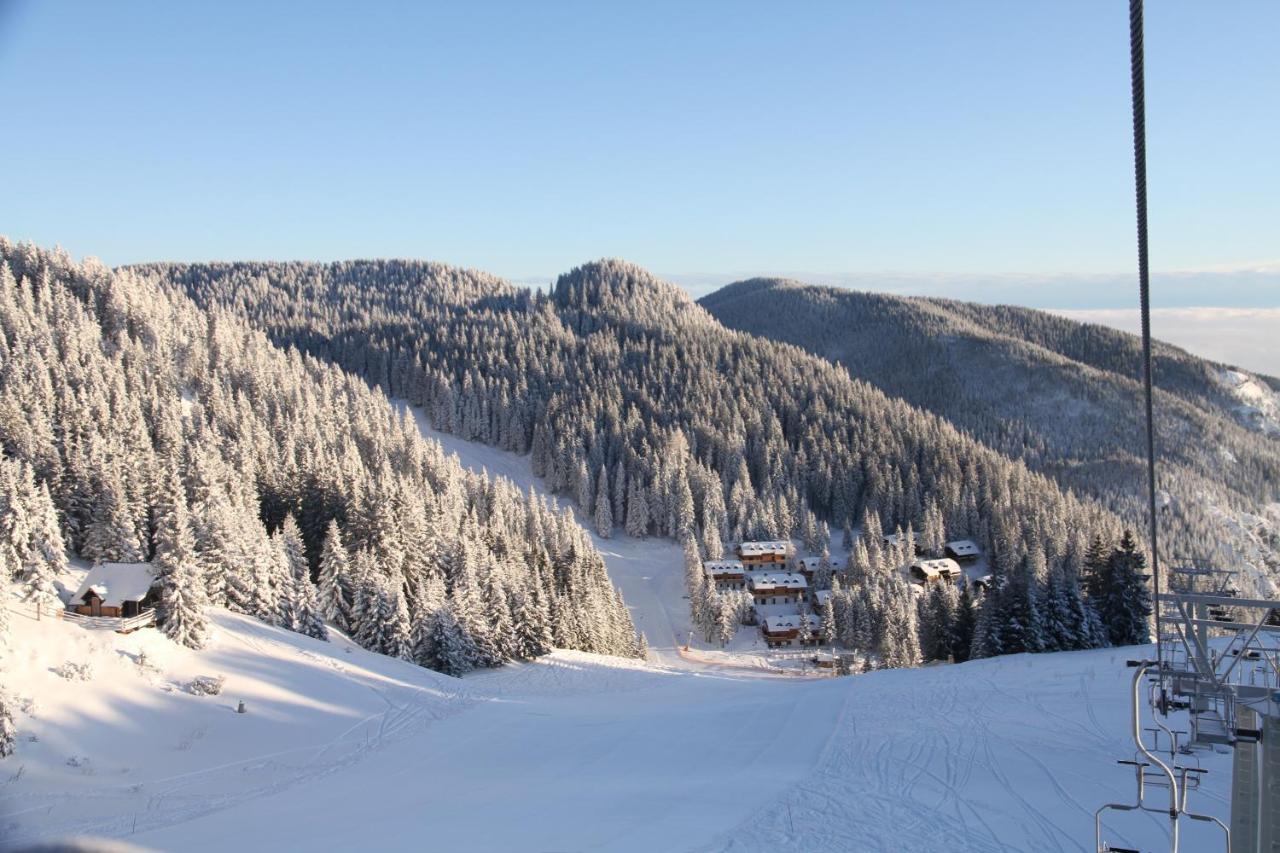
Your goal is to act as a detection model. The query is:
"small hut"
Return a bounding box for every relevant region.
[69,562,160,619]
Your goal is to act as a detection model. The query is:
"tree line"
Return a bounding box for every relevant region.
[0,240,641,677]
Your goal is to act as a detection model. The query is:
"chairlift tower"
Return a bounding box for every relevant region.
[1158,567,1280,853]
[1096,565,1280,852]
[1096,2,1280,850]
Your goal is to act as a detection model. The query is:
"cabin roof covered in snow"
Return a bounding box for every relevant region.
[911,558,961,577]
[71,562,159,608]
[703,559,746,575]
[798,557,822,570]
[762,613,821,632]
[813,589,832,606]
[736,541,791,557]
[946,540,980,556]
[748,572,808,592]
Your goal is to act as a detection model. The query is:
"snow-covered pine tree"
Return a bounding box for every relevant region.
[969,584,1002,660]
[429,603,479,676]
[952,581,976,662]
[792,611,811,648]
[1103,531,1152,646]
[713,596,735,647]
[510,588,553,659]
[921,581,958,661]
[819,591,837,645]
[385,589,414,661]
[317,520,353,633]
[153,468,210,649]
[0,692,15,758]
[0,461,64,611]
[1081,533,1110,605]
[593,466,612,538]
[625,477,649,537]
[0,571,11,636]
[81,468,143,564]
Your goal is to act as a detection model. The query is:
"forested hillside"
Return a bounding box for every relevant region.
[701,278,1280,579]
[138,258,1126,608]
[0,240,640,673]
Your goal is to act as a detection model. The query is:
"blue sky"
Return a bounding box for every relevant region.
[0,1,1276,309]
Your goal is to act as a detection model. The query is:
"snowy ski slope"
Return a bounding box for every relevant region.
[0,406,1234,852]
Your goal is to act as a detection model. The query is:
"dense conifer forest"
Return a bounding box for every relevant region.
[700,278,1280,576]
[0,240,640,673]
[131,257,1177,661]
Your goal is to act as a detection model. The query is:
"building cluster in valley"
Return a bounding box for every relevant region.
[706,537,986,649]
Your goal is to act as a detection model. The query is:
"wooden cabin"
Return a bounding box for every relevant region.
[703,559,747,592]
[68,562,160,619]
[795,556,822,581]
[761,613,822,648]
[748,572,808,607]
[909,558,963,586]
[944,540,981,563]
[735,540,792,568]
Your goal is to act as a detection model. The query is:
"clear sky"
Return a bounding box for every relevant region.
[0,1,1276,303]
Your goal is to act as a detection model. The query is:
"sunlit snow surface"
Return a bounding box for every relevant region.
[1,408,1233,852]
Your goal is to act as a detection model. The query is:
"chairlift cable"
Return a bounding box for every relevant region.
[1128,0,1162,667]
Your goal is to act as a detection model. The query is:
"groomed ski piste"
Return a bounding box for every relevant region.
[0,406,1234,852]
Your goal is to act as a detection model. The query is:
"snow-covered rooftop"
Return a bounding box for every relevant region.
[945,540,980,557]
[813,589,832,607]
[70,562,159,608]
[703,559,746,576]
[749,573,808,592]
[910,558,962,580]
[797,557,822,570]
[736,541,791,557]
[762,613,821,633]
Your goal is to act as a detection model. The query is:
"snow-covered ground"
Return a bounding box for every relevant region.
[1213,367,1280,436]
[0,410,1236,852]
[1,597,1233,852]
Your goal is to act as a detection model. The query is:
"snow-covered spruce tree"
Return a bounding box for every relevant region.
[712,596,735,647]
[317,520,353,633]
[275,514,308,629]
[0,459,65,611]
[819,591,837,645]
[153,468,210,648]
[0,692,15,758]
[0,571,11,637]
[81,469,143,564]
[429,603,479,676]
[1081,534,1111,607]
[593,466,612,538]
[969,584,1003,660]
[625,477,649,537]
[920,581,959,662]
[1102,531,1153,647]
[796,611,813,647]
[952,581,976,662]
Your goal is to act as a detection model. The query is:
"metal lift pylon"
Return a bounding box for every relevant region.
[1095,3,1280,851]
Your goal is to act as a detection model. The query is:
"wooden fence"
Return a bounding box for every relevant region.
[59,608,156,633]
[7,601,156,633]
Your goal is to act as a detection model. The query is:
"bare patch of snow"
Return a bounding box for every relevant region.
[1213,368,1280,436]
